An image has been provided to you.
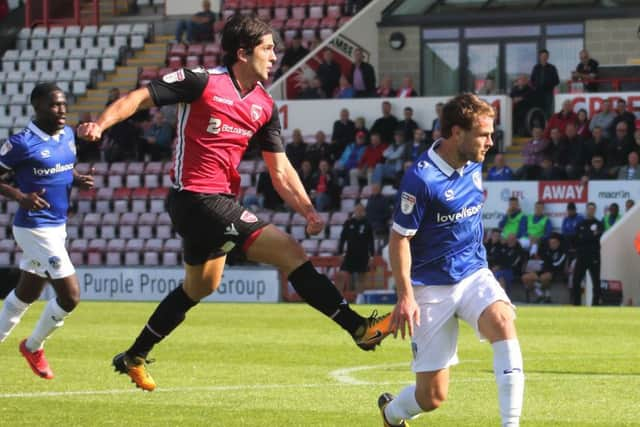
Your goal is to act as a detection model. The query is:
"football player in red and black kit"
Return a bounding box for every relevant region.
[78,15,392,391]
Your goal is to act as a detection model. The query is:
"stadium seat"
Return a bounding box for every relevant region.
[138,212,157,238]
[162,251,179,266]
[2,49,19,72]
[101,47,119,72]
[319,239,339,255]
[77,189,96,213]
[18,50,35,72]
[185,55,200,69]
[341,185,359,199]
[272,212,291,226]
[34,49,52,72]
[30,27,47,50]
[168,56,183,70]
[64,25,82,49]
[0,239,15,252]
[143,251,160,266]
[119,212,138,239]
[97,25,115,48]
[203,55,218,69]
[0,251,11,266]
[47,27,65,50]
[69,251,84,265]
[83,212,101,239]
[149,187,168,213]
[131,187,150,213]
[112,187,130,214]
[329,211,348,239]
[16,28,31,50]
[85,47,102,71]
[70,238,89,252]
[164,238,182,252]
[301,239,318,255]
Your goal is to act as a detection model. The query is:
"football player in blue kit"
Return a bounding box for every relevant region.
[0,83,94,379]
[379,94,525,427]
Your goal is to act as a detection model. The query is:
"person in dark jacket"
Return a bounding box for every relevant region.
[364,183,392,240]
[530,49,559,118]
[349,47,376,98]
[572,202,604,305]
[521,233,567,303]
[310,159,339,212]
[331,108,356,159]
[316,49,341,98]
[339,204,375,291]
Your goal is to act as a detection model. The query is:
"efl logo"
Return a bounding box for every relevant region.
[538,181,587,203]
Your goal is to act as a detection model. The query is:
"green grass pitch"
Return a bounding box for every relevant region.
[0,301,638,426]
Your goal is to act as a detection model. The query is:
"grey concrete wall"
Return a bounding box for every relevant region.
[377,26,422,94]
[586,19,640,65]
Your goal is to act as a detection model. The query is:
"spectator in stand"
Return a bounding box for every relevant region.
[572,202,604,305]
[403,128,428,165]
[335,75,355,99]
[174,0,216,43]
[538,156,566,180]
[572,49,599,92]
[396,76,418,98]
[354,116,369,142]
[589,99,616,139]
[75,112,101,162]
[544,99,577,139]
[297,160,314,193]
[497,233,526,295]
[346,0,371,15]
[518,126,548,179]
[584,154,610,180]
[350,133,387,187]
[530,49,560,118]
[370,101,399,145]
[339,203,375,291]
[396,106,418,142]
[316,49,341,98]
[305,130,332,169]
[376,75,396,97]
[575,108,591,139]
[564,122,588,179]
[349,47,376,98]
[561,202,584,251]
[373,129,406,185]
[477,76,497,95]
[365,183,392,241]
[584,125,609,164]
[335,130,367,184]
[602,202,620,231]
[617,151,640,180]
[632,128,640,153]
[499,197,528,240]
[141,110,174,161]
[431,102,443,134]
[331,108,356,159]
[526,201,553,249]
[625,199,635,212]
[297,77,325,99]
[607,121,634,172]
[510,74,535,137]
[256,170,284,211]
[310,159,339,212]
[285,129,307,170]
[486,153,514,181]
[521,232,566,303]
[280,33,309,70]
[547,127,569,170]
[609,99,637,137]
[485,228,506,278]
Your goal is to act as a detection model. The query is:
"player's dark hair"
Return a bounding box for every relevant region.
[30,82,62,107]
[539,49,549,55]
[221,14,273,67]
[509,196,518,202]
[587,202,596,209]
[440,93,495,138]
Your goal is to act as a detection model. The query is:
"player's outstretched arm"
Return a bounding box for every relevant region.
[388,229,420,339]
[77,87,155,142]
[262,151,323,235]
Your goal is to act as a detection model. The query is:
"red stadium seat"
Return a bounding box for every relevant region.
[303,18,320,29]
[203,55,218,69]
[167,56,183,70]
[285,19,303,30]
[204,43,221,55]
[185,55,200,69]
[187,44,204,56]
[273,7,288,20]
[328,5,342,19]
[274,0,291,6]
[168,43,187,58]
[291,7,306,20]
[320,16,337,29]
[270,19,285,31]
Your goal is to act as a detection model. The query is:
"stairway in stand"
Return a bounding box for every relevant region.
[68,35,172,124]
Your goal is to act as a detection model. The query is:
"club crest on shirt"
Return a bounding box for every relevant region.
[240,210,258,223]
[250,104,262,122]
[0,141,12,156]
[162,69,185,84]
[400,192,416,215]
[48,256,61,270]
[444,189,455,201]
[472,171,482,191]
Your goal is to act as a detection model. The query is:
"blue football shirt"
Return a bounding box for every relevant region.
[0,122,76,228]
[392,141,487,286]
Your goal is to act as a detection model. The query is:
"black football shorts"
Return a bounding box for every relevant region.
[167,189,267,265]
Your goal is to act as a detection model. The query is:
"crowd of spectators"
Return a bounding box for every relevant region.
[488,96,640,182]
[485,198,633,304]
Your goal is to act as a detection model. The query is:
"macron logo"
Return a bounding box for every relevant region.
[32,163,74,176]
[435,203,483,224]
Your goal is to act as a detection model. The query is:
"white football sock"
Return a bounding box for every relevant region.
[384,385,423,425]
[25,298,69,352]
[493,339,525,427]
[0,290,31,342]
